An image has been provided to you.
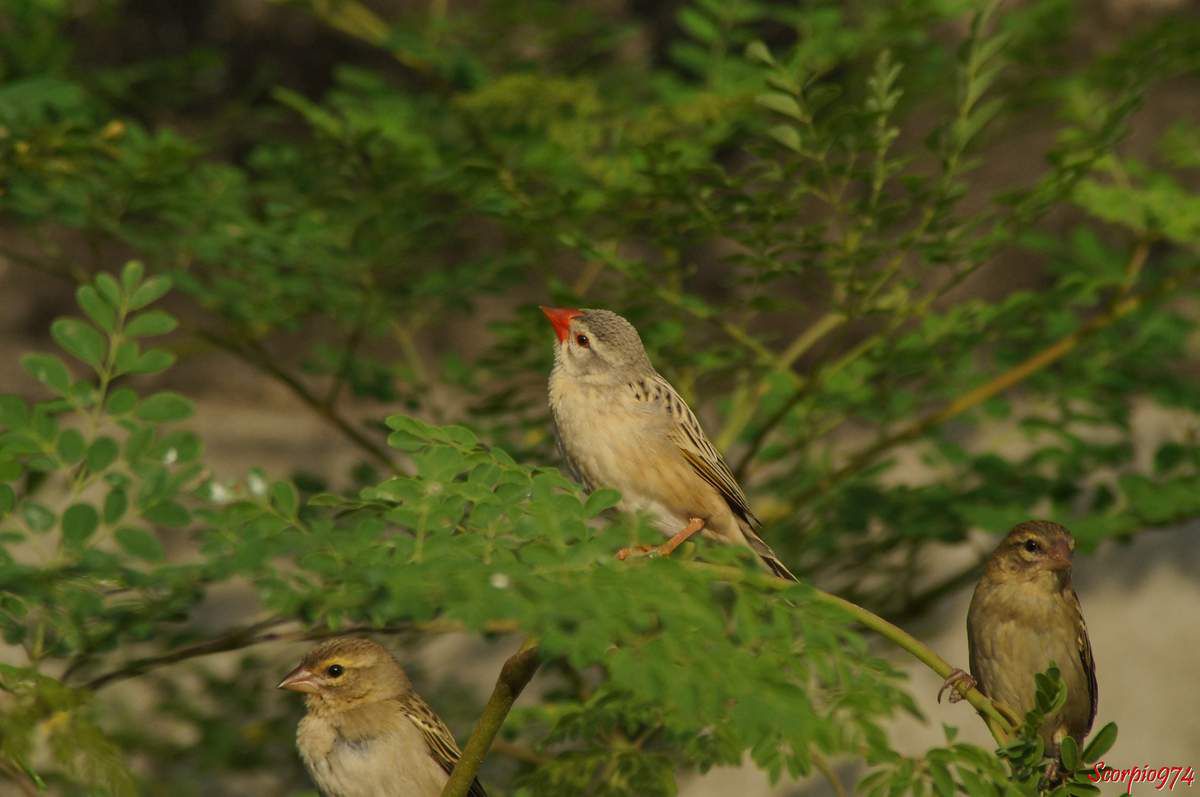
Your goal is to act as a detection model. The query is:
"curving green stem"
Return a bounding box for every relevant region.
[683,561,1015,744]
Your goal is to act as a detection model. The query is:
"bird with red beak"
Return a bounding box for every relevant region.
[540,305,583,343]
[539,304,797,580]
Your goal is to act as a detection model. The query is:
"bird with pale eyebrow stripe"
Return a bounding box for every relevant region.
[541,305,797,581]
[279,636,487,797]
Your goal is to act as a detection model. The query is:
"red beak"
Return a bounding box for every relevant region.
[540,306,583,343]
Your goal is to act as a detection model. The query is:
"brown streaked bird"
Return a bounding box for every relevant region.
[541,305,797,581]
[278,637,486,797]
[940,520,1097,755]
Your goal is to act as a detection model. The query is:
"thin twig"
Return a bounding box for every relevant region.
[81,617,521,691]
[730,252,993,478]
[82,616,293,690]
[715,310,847,451]
[442,638,541,797]
[196,329,398,471]
[813,753,849,797]
[571,259,606,296]
[798,243,1165,504]
[324,317,370,408]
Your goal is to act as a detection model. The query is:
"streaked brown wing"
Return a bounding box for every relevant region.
[402,694,488,797]
[1069,589,1099,731]
[650,374,759,527]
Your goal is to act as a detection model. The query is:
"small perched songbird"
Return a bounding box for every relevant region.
[941,521,1097,755]
[278,637,486,797]
[541,305,796,581]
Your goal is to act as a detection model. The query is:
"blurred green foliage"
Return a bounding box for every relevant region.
[2,0,1199,793]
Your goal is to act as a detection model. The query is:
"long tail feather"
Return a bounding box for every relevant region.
[743,528,798,582]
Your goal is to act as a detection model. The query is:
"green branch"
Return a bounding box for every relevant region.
[442,638,541,797]
[683,561,1015,744]
[796,242,1167,504]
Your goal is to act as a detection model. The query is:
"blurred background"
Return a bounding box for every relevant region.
[3,0,1200,794]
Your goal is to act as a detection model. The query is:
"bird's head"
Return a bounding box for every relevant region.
[277,637,410,712]
[540,306,652,384]
[989,520,1076,585]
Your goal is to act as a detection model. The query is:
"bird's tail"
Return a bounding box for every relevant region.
[742,527,798,582]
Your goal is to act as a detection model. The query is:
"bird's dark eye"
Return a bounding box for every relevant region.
[575,334,590,348]
[1023,539,1040,553]
[326,664,344,678]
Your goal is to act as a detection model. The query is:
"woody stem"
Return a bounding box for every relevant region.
[441,638,541,797]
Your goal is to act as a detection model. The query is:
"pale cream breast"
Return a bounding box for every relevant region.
[298,711,449,796]
[549,371,731,536]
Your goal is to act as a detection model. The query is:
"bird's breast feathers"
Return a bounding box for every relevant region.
[549,373,717,531]
[297,711,450,797]
[968,580,1093,740]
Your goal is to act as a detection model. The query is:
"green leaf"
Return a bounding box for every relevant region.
[21,353,72,395]
[768,124,801,152]
[1059,735,1079,770]
[106,388,137,415]
[0,484,14,515]
[678,8,718,43]
[56,429,86,463]
[928,760,954,797]
[104,489,128,524]
[21,502,55,532]
[745,40,774,65]
[135,392,194,422]
[87,437,120,472]
[95,272,122,308]
[62,503,99,547]
[128,349,176,375]
[112,340,140,375]
[585,488,621,516]
[1081,722,1117,762]
[115,527,165,561]
[756,92,805,122]
[270,480,299,517]
[51,318,107,370]
[124,310,178,338]
[0,458,20,481]
[443,425,477,448]
[76,285,117,332]
[121,261,145,293]
[128,275,172,310]
[0,395,28,429]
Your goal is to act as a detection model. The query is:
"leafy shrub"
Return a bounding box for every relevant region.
[2,0,1198,793]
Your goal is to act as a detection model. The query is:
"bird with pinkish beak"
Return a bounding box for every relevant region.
[540,305,797,581]
[940,520,1097,758]
[279,637,486,797]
